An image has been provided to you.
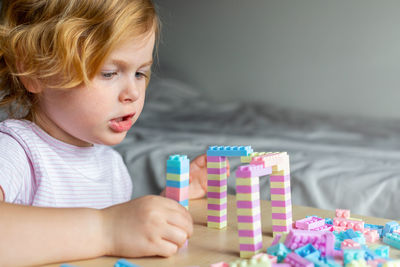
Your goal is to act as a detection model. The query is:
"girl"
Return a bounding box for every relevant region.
[0,0,210,266]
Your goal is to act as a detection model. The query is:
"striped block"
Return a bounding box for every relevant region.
[272,212,292,220]
[208,209,228,216]
[236,192,260,201]
[239,235,263,244]
[207,161,227,168]
[206,156,227,162]
[270,181,290,189]
[237,200,260,209]
[208,202,228,210]
[166,179,189,188]
[238,221,262,230]
[272,225,291,232]
[240,242,263,251]
[166,172,189,181]
[238,228,262,237]
[236,165,272,178]
[236,177,260,186]
[238,214,261,223]
[208,191,227,199]
[272,218,292,226]
[271,194,291,201]
[240,250,262,259]
[208,197,227,205]
[270,175,291,182]
[208,221,227,229]
[167,165,189,174]
[236,185,260,194]
[272,206,292,214]
[208,173,228,180]
[208,215,227,223]
[166,186,189,201]
[271,199,292,207]
[270,187,291,195]
[208,179,227,187]
[237,208,261,216]
[271,170,290,176]
[208,185,228,192]
[208,167,227,175]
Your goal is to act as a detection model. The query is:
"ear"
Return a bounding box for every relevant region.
[19,76,43,94]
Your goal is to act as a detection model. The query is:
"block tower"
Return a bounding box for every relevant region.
[166,155,190,209]
[207,146,254,229]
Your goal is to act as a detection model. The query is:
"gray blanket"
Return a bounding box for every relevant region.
[115,76,400,220]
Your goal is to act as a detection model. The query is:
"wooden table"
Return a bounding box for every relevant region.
[45,195,400,267]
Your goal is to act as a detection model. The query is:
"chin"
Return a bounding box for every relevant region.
[101,133,127,146]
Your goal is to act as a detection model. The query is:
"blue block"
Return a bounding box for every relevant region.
[166,165,189,174]
[325,218,333,225]
[295,244,320,258]
[166,179,189,188]
[383,233,400,250]
[114,259,141,267]
[167,155,189,167]
[207,146,253,156]
[365,223,384,237]
[267,243,291,262]
[343,249,366,265]
[371,245,390,259]
[382,221,400,237]
[179,199,189,206]
[343,229,358,239]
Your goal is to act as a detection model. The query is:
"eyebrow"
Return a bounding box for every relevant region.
[109,59,153,69]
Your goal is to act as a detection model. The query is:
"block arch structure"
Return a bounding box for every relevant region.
[206,146,292,258]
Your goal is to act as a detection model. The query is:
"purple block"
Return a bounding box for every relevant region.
[236,165,272,178]
[207,156,227,162]
[237,199,260,209]
[270,175,291,182]
[208,191,227,199]
[238,228,262,237]
[208,179,227,187]
[208,167,227,175]
[239,241,263,251]
[272,225,291,232]
[270,187,291,195]
[208,203,227,211]
[284,252,313,267]
[283,229,335,257]
[208,214,227,222]
[271,199,292,207]
[236,185,260,194]
[272,264,291,267]
[237,213,261,223]
[272,212,292,219]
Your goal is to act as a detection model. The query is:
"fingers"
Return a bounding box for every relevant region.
[161,224,188,248]
[156,239,179,257]
[166,209,193,238]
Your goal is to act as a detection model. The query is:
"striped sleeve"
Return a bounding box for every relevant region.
[0,132,33,204]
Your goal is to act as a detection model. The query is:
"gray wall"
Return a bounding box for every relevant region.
[153,0,400,119]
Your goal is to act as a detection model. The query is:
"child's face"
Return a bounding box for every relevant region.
[35,32,155,147]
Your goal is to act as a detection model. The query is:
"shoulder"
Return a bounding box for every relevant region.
[0,120,30,159]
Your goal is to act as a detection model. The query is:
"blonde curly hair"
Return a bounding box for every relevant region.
[0,0,159,120]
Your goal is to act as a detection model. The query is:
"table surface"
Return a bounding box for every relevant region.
[45,195,400,267]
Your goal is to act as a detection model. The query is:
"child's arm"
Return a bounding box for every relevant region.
[0,192,192,267]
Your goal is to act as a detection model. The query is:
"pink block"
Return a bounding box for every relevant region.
[238,228,262,237]
[272,225,291,232]
[271,199,291,207]
[270,187,291,194]
[271,234,282,246]
[208,215,227,222]
[208,203,227,211]
[270,175,290,182]
[295,216,325,230]
[333,217,364,231]
[208,179,227,186]
[207,156,227,162]
[341,239,361,250]
[236,164,272,178]
[237,213,261,223]
[166,186,189,201]
[272,212,292,220]
[207,191,227,199]
[236,185,260,193]
[336,209,350,219]
[208,167,227,175]
[284,252,313,267]
[237,199,260,209]
[239,242,263,251]
[284,229,335,257]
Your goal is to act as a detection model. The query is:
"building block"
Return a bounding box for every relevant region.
[368,244,390,259]
[343,249,366,265]
[236,165,272,178]
[341,239,361,250]
[267,243,291,263]
[166,179,189,188]
[383,233,400,250]
[284,252,313,267]
[295,216,325,230]
[383,221,400,237]
[230,253,271,266]
[165,186,189,201]
[333,217,364,231]
[294,244,320,258]
[346,259,367,267]
[207,146,253,156]
[284,229,335,257]
[336,209,350,219]
[114,258,141,267]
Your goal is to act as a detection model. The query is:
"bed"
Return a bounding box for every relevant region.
[114,75,400,220]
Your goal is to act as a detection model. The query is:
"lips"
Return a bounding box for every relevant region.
[109,113,135,133]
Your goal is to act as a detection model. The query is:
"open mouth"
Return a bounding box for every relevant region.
[109,113,135,132]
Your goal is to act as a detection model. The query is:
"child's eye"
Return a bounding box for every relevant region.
[101,71,118,79]
[135,72,147,79]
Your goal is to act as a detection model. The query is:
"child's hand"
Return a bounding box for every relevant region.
[188,154,230,199]
[102,195,193,258]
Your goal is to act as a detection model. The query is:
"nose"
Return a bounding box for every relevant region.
[119,77,140,103]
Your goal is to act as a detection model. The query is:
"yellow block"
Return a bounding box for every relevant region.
[272,232,289,241]
[270,181,290,189]
[237,208,261,216]
[238,221,262,230]
[272,206,292,214]
[271,194,291,201]
[240,250,262,259]
[207,161,227,168]
[208,173,228,180]
[166,172,189,181]
[208,185,227,192]
[239,235,263,244]
[236,192,260,201]
[208,221,227,229]
[208,197,228,205]
[207,209,227,216]
[272,219,292,226]
[271,169,290,176]
[236,177,259,186]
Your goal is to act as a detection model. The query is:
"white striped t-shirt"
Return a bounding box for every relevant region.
[0,119,132,209]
